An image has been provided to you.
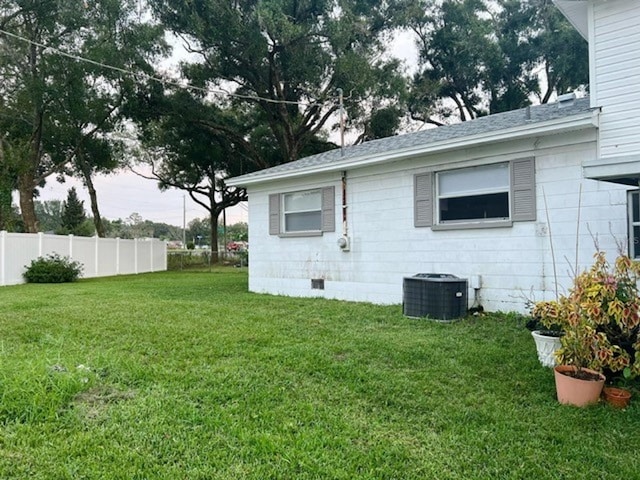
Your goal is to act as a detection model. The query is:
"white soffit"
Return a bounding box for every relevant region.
[554,0,589,40]
[583,154,640,185]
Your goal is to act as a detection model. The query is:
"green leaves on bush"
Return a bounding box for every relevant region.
[23,254,83,283]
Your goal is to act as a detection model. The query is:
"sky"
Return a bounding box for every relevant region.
[33,32,418,229]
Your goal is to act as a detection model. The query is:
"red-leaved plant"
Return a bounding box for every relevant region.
[533,252,640,377]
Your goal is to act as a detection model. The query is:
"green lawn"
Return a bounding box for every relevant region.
[0,270,638,479]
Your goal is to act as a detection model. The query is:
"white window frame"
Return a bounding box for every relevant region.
[435,162,511,225]
[282,188,322,233]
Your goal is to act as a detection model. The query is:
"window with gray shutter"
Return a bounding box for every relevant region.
[414,173,433,227]
[510,157,536,222]
[415,158,536,229]
[269,186,335,235]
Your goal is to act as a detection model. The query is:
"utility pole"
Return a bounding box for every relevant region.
[182,195,186,248]
[337,88,345,157]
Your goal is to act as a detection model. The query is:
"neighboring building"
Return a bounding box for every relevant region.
[227,0,640,313]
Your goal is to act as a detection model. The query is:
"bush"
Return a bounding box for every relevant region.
[23,254,83,283]
[533,251,640,377]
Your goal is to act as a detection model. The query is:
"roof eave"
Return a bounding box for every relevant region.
[227,111,598,187]
[553,0,589,40]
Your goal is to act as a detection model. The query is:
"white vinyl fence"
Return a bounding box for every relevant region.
[0,231,167,286]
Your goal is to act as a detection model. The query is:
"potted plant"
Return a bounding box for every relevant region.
[526,317,564,368]
[602,367,634,409]
[533,252,640,407]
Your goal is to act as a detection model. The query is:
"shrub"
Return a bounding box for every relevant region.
[23,254,84,283]
[533,251,640,377]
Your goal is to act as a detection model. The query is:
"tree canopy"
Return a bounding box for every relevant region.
[0,0,589,240]
[0,0,165,232]
[151,0,408,165]
[407,0,588,124]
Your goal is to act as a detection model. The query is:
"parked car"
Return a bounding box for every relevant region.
[227,241,248,252]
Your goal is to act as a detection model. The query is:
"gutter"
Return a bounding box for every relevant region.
[228,110,598,187]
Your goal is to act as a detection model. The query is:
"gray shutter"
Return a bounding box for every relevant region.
[511,157,536,222]
[268,193,280,235]
[414,173,433,227]
[321,186,335,232]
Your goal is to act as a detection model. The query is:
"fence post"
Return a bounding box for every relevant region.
[134,238,138,274]
[163,241,167,271]
[38,232,44,256]
[150,239,154,272]
[0,231,5,286]
[68,234,74,258]
[116,238,120,275]
[94,235,99,277]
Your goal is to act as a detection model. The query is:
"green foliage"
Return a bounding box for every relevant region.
[0,272,639,478]
[0,0,166,232]
[186,241,195,250]
[23,254,83,284]
[224,221,248,242]
[34,200,64,233]
[167,250,212,270]
[408,0,588,124]
[534,252,640,376]
[151,0,407,164]
[59,187,88,235]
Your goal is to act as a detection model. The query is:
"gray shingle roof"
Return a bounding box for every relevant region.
[230,96,593,184]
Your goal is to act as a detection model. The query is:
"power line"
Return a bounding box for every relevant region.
[0,27,330,108]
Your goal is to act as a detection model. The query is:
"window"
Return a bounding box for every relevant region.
[414,158,536,229]
[269,186,335,236]
[629,191,640,259]
[438,163,510,223]
[283,189,322,232]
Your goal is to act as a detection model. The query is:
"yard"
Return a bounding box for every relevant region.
[0,269,638,479]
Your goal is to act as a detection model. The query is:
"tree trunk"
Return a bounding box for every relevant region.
[210,208,219,264]
[79,157,106,237]
[17,172,38,233]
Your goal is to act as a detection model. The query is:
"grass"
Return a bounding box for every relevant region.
[0,269,639,479]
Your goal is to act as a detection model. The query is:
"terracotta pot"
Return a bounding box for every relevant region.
[602,386,632,409]
[531,330,562,368]
[554,365,606,407]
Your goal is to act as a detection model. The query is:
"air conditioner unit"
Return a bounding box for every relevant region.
[403,273,468,321]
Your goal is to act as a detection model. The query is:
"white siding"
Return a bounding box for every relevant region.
[592,0,640,158]
[246,129,630,313]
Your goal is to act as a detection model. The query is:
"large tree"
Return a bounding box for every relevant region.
[151,0,407,165]
[0,0,165,232]
[407,0,589,124]
[134,93,253,261]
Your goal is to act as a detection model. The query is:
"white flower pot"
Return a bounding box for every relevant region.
[531,330,562,368]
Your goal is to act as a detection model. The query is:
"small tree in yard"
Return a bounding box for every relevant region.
[60,188,90,236]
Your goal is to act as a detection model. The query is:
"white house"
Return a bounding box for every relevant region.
[227,0,640,313]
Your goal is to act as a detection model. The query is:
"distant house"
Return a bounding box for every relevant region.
[227,0,640,313]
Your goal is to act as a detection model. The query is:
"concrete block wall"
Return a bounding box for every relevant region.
[247,129,631,313]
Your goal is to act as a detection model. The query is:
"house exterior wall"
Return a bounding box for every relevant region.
[590,0,640,158]
[246,128,631,313]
